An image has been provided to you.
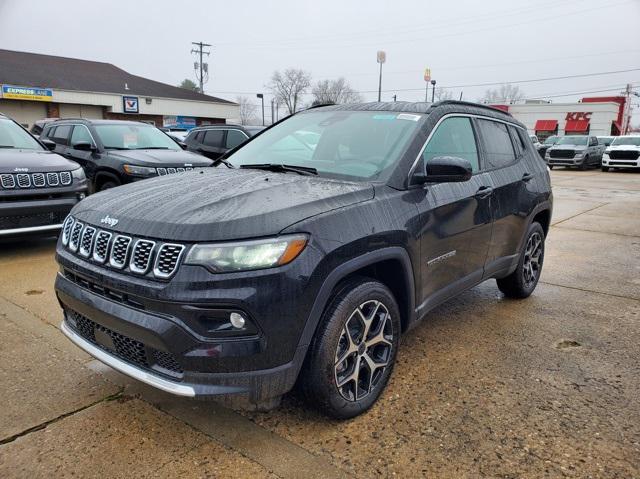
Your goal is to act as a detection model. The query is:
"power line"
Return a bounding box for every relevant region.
[207,68,640,97]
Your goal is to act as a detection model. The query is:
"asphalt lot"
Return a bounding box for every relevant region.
[0,169,638,478]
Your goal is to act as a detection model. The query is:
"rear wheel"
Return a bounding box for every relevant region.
[497,222,545,299]
[601,166,610,172]
[301,278,401,419]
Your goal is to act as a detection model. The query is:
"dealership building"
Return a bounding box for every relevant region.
[0,49,239,130]
[491,96,628,140]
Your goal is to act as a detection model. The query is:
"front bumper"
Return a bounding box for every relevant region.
[54,240,322,401]
[545,156,585,167]
[0,195,82,237]
[602,157,640,168]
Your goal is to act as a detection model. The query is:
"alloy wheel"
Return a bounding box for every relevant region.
[334,300,394,401]
[523,232,543,287]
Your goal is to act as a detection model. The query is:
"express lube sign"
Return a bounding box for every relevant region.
[1,85,53,102]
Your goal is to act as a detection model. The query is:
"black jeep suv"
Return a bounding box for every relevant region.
[54,101,552,418]
[0,113,87,238]
[40,119,212,192]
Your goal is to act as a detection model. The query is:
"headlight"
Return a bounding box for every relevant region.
[71,167,86,180]
[185,234,308,273]
[123,164,157,176]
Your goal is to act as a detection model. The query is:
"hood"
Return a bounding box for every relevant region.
[107,149,212,167]
[608,144,640,151]
[551,144,586,151]
[0,149,80,173]
[71,168,374,241]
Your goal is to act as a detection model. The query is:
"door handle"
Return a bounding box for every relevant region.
[475,186,493,199]
[522,172,534,182]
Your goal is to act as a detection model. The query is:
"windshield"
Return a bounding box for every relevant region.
[228,110,423,181]
[611,136,640,146]
[598,136,614,146]
[556,136,588,146]
[94,123,180,150]
[0,118,44,150]
[544,136,558,145]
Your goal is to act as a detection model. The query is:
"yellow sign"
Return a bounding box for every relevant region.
[2,85,53,102]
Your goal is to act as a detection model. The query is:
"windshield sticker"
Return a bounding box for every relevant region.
[372,114,397,120]
[123,133,138,148]
[396,113,421,122]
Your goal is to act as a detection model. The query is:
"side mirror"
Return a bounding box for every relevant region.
[422,156,473,183]
[178,141,187,150]
[72,141,95,152]
[41,139,56,151]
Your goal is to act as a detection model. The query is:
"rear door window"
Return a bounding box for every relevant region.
[203,129,225,147]
[51,125,71,146]
[476,119,517,169]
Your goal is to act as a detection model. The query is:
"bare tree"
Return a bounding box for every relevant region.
[433,88,456,102]
[312,78,362,105]
[482,84,525,104]
[236,96,258,125]
[268,69,312,114]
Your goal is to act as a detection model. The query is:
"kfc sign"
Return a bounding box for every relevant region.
[566,112,592,121]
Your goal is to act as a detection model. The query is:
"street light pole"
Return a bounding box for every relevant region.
[256,93,265,126]
[431,80,437,103]
[376,51,386,102]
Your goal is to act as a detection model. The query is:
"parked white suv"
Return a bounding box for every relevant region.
[601,135,640,171]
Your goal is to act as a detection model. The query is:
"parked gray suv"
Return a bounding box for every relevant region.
[544,135,604,169]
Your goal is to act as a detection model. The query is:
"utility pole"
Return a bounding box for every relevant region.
[191,41,211,93]
[392,94,397,102]
[256,93,265,126]
[270,98,275,125]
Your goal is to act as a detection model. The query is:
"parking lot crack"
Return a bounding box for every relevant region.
[0,390,123,446]
[539,280,640,302]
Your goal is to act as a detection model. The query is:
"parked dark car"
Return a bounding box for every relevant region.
[538,135,558,159]
[0,113,87,238]
[30,118,59,138]
[184,124,264,161]
[54,101,552,418]
[40,119,213,192]
[544,135,604,169]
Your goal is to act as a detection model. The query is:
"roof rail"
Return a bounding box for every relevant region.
[432,100,514,117]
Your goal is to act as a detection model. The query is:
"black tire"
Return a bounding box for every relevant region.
[579,156,589,170]
[301,277,401,419]
[548,164,553,170]
[98,180,119,191]
[601,166,609,172]
[496,222,545,299]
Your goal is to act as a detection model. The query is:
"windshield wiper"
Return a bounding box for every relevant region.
[240,163,318,176]
[104,146,130,150]
[212,157,235,168]
[0,145,16,149]
[134,147,170,150]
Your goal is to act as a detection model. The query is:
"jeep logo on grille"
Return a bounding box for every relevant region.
[14,167,29,172]
[100,215,119,227]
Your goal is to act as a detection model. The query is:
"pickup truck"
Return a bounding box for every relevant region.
[544,135,604,169]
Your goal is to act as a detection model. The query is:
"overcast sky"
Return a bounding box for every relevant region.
[1,0,639,123]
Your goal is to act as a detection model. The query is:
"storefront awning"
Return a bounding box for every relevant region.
[534,119,558,131]
[565,119,590,132]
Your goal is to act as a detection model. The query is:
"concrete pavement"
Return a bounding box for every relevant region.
[0,169,638,478]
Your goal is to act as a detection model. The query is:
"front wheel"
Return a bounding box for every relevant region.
[301,278,401,419]
[601,166,610,172]
[548,164,554,170]
[497,222,545,299]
